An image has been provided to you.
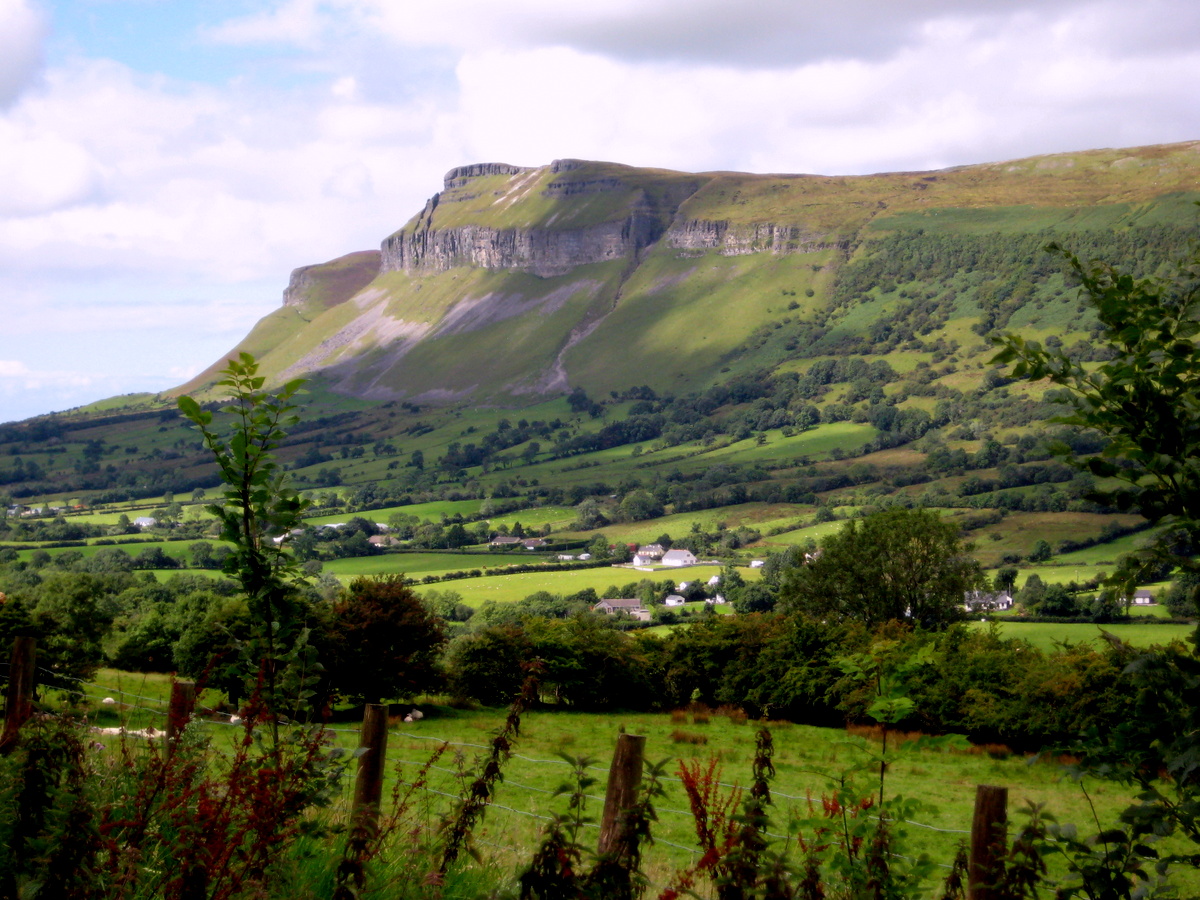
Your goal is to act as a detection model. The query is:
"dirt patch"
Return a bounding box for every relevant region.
[433,279,600,338]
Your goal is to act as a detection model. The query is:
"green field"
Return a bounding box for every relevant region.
[63,672,1200,893]
[975,619,1193,652]
[442,564,736,607]
[322,551,504,579]
[304,498,485,526]
[8,538,230,563]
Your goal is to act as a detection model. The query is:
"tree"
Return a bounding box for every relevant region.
[993,241,1200,599]
[993,565,1018,593]
[619,489,663,522]
[1017,573,1046,610]
[177,354,315,731]
[1028,539,1053,563]
[326,575,447,706]
[779,507,982,630]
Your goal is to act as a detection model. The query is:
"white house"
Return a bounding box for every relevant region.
[664,594,686,606]
[749,559,765,568]
[964,590,1014,612]
[1131,589,1156,606]
[593,598,646,616]
[133,516,157,529]
[661,549,697,567]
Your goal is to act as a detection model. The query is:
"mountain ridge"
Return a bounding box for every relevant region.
[174,141,1200,406]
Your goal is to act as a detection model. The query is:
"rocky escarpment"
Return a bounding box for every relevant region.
[381,160,858,278]
[381,215,664,277]
[282,250,381,311]
[666,219,848,256]
[380,161,697,277]
[442,162,534,190]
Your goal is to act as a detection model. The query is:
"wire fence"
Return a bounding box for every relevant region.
[19,670,975,875]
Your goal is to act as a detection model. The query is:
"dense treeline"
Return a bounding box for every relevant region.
[443,612,1179,752]
[5,536,1188,755]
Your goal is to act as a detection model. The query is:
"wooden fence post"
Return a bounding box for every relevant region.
[353,704,389,834]
[598,731,646,857]
[167,681,197,744]
[970,784,1008,900]
[0,636,37,754]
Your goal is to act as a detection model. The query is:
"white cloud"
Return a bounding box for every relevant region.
[0,56,457,284]
[2,0,1200,421]
[0,0,46,106]
[201,0,335,49]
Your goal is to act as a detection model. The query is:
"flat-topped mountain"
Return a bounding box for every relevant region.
[177,142,1200,405]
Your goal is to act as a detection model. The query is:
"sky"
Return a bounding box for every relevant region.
[1,0,1199,423]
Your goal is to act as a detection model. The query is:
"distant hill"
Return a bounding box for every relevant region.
[173,141,1200,406]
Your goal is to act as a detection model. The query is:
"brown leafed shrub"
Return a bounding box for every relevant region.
[670,730,709,745]
[716,705,748,725]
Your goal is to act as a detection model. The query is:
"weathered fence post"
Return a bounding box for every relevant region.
[970,784,1008,900]
[166,680,197,745]
[0,636,36,754]
[598,731,646,857]
[353,704,389,834]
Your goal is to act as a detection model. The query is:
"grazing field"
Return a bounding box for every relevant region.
[322,551,509,579]
[304,498,485,525]
[66,672,1200,894]
[7,538,231,562]
[974,619,1194,652]
[962,511,1145,568]
[445,564,739,606]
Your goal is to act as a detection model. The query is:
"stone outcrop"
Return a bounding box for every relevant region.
[666,220,847,255]
[379,160,847,279]
[381,209,666,277]
[381,161,689,277]
[282,250,381,310]
[442,162,534,190]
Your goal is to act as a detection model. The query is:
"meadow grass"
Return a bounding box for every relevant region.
[322,551,504,579]
[1052,529,1160,565]
[439,564,734,606]
[973,619,1194,652]
[59,686,1200,895]
[961,511,1144,568]
[8,538,231,562]
[304,498,485,525]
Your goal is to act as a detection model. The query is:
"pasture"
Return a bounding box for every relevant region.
[65,670,1200,895]
[978,619,1194,652]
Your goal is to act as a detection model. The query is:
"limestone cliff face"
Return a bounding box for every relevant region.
[380,212,667,277]
[380,160,704,277]
[442,162,534,190]
[281,250,381,312]
[379,160,852,278]
[665,219,848,255]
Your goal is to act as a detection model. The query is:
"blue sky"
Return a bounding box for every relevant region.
[2,0,1199,422]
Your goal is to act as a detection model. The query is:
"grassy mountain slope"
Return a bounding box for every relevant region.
[176,141,1200,409]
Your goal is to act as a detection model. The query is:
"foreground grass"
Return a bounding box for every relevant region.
[62,686,1200,896]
